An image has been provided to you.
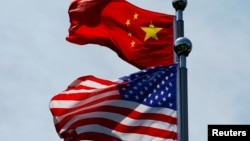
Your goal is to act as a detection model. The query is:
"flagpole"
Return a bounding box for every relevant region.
[172,1,192,141]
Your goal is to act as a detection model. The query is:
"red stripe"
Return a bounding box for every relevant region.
[66,117,177,139]
[66,85,97,91]
[70,75,115,87]
[54,105,176,133]
[76,75,116,85]
[61,130,121,141]
[51,94,120,116]
[51,86,117,101]
[77,132,121,141]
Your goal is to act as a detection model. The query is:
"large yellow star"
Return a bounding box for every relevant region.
[141,22,163,41]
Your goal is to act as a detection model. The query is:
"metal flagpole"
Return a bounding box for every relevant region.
[172,0,192,141]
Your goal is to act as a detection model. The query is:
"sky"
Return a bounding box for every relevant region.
[1,0,250,140]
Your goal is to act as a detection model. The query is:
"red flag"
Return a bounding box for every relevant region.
[67,0,175,69]
[50,64,177,140]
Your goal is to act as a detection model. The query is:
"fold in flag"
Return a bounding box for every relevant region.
[67,0,175,69]
[50,64,177,141]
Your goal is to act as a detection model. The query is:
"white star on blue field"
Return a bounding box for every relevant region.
[0,0,249,140]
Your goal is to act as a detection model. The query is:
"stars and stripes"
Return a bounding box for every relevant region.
[118,65,176,109]
[49,64,177,141]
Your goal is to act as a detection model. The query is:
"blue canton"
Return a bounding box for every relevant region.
[118,64,177,110]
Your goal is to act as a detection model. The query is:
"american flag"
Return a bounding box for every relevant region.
[49,64,177,141]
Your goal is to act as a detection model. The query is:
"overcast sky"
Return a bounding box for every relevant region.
[1,0,250,140]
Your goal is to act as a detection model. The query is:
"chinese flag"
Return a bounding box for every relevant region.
[67,0,175,69]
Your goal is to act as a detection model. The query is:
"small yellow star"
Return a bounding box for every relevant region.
[125,19,131,26]
[133,13,139,20]
[131,40,136,47]
[141,22,163,41]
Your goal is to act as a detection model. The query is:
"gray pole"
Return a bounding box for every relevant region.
[172,0,192,141]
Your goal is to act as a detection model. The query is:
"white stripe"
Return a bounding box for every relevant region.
[61,88,105,94]
[59,111,177,134]
[50,90,118,108]
[63,78,117,94]
[79,79,112,89]
[61,84,116,94]
[53,100,176,124]
[76,125,177,141]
